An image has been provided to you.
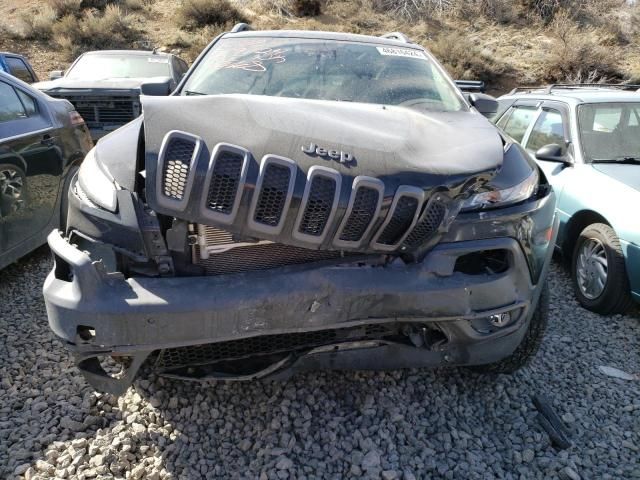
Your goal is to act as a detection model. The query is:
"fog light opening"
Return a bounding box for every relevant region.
[489,312,511,328]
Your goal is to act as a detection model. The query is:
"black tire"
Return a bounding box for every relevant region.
[59,166,79,233]
[571,223,634,315]
[470,283,549,374]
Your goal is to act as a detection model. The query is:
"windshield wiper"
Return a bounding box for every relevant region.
[184,90,206,96]
[592,157,640,164]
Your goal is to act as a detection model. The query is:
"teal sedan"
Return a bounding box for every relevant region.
[494,86,639,314]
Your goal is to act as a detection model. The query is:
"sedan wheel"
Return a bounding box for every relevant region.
[571,223,634,315]
[576,238,608,300]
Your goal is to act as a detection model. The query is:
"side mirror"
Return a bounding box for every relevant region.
[535,144,571,165]
[467,93,498,117]
[49,70,64,80]
[140,77,172,96]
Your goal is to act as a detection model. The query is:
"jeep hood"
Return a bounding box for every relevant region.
[142,94,504,179]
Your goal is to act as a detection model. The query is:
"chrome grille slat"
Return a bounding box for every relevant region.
[254,164,290,226]
[299,176,336,235]
[404,199,447,248]
[155,131,202,211]
[200,144,250,224]
[162,139,195,200]
[339,187,379,241]
[248,156,297,235]
[293,166,341,245]
[370,186,425,251]
[377,196,419,245]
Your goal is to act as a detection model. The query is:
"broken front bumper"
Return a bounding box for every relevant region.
[44,191,557,395]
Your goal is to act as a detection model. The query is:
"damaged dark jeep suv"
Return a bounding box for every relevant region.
[43,27,558,394]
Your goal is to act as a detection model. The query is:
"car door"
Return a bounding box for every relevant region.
[0,78,62,255]
[521,101,573,200]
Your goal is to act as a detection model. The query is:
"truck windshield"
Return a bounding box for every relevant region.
[180,37,466,112]
[578,102,640,162]
[66,54,171,80]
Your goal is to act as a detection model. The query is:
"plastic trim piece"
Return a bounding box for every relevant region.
[198,143,250,225]
[292,165,342,245]
[247,155,297,236]
[155,130,202,212]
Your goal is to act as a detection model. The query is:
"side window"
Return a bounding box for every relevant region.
[16,89,37,116]
[0,81,27,122]
[500,106,538,143]
[526,109,565,153]
[6,57,35,83]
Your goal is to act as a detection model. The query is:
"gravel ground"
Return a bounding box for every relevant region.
[1,248,639,480]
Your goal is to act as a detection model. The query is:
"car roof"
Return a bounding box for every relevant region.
[0,52,28,58]
[221,29,424,49]
[501,88,640,105]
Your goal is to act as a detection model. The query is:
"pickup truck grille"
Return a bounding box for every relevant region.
[50,94,140,127]
[151,133,455,254]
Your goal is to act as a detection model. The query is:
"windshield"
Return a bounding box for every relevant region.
[578,102,640,162]
[180,37,466,111]
[66,54,171,80]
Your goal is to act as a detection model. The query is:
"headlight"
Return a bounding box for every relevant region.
[462,168,539,211]
[77,147,118,212]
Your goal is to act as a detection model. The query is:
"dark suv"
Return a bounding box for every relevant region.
[43,27,558,394]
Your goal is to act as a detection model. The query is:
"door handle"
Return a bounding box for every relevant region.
[41,134,55,146]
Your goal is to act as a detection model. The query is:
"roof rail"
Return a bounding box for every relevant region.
[455,80,486,93]
[380,32,410,43]
[509,83,640,95]
[231,23,251,33]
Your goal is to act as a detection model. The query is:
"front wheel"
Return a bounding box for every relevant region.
[470,283,549,374]
[571,223,633,315]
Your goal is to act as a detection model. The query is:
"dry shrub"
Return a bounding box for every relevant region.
[176,0,247,30]
[373,0,454,18]
[541,13,623,82]
[454,0,515,23]
[252,0,322,16]
[52,4,140,59]
[48,0,82,16]
[16,5,58,40]
[429,31,507,82]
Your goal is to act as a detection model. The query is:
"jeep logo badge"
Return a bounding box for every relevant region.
[301,142,355,165]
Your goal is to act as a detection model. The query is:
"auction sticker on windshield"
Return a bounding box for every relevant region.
[376,47,427,59]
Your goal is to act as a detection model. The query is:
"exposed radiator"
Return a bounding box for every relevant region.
[193,225,350,276]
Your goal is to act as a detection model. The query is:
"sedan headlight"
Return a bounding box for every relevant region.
[462,168,539,211]
[77,147,118,212]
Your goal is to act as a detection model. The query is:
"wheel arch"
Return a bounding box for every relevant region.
[562,210,611,258]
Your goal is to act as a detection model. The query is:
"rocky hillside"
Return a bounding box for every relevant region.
[1,0,639,94]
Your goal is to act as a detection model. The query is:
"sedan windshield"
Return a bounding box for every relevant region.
[578,102,640,162]
[180,37,466,112]
[66,54,171,80]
